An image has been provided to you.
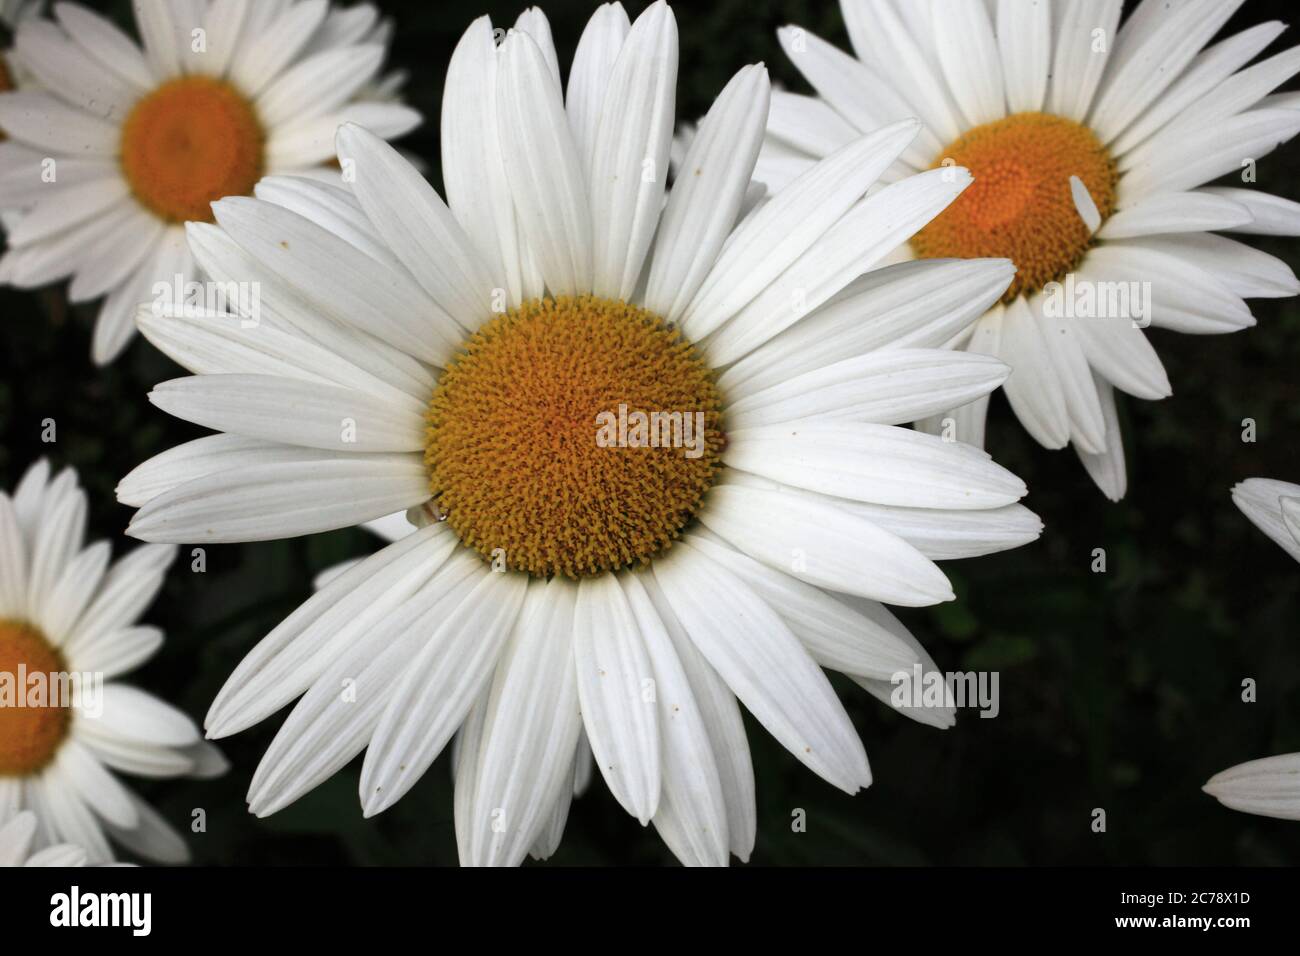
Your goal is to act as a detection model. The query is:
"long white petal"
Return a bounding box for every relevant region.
[572,573,661,825]
[653,542,871,794]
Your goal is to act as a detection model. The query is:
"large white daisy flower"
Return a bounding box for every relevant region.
[763,0,1300,500]
[118,1,1041,867]
[1202,478,1300,821]
[1,459,225,864]
[0,0,420,365]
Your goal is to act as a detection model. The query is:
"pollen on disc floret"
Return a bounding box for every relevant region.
[119,75,266,224]
[0,619,71,776]
[425,295,725,578]
[911,112,1119,301]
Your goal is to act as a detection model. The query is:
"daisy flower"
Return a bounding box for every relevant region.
[0,0,420,365]
[119,2,1040,866]
[1202,479,1300,822]
[0,810,96,866]
[1,459,225,865]
[763,0,1300,500]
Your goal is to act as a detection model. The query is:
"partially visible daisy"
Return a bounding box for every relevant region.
[0,0,420,364]
[1232,477,1300,563]
[1203,479,1300,822]
[764,0,1300,499]
[0,809,94,865]
[119,2,1040,866]
[1204,755,1300,821]
[1,459,225,864]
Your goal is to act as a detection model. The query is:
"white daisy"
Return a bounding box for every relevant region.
[763,0,1300,500]
[1232,477,1300,563]
[0,0,420,365]
[118,1,1041,866]
[1203,480,1300,821]
[0,809,94,865]
[1,459,225,864]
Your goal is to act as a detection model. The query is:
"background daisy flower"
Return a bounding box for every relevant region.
[118,1,1041,866]
[0,459,224,864]
[1202,479,1300,821]
[763,0,1300,500]
[0,0,420,364]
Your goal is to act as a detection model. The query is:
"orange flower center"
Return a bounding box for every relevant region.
[425,296,724,578]
[0,619,71,776]
[911,112,1118,301]
[120,75,265,224]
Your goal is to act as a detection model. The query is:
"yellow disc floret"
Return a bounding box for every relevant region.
[0,619,71,776]
[912,112,1118,301]
[425,296,724,578]
[120,75,265,224]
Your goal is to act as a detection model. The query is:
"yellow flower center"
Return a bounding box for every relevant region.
[425,296,725,578]
[0,619,71,776]
[911,112,1118,301]
[120,75,265,224]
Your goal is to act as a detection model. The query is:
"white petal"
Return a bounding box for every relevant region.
[61,543,175,651]
[566,2,632,169]
[640,574,755,861]
[1204,753,1300,820]
[652,542,871,794]
[246,553,483,817]
[127,453,429,544]
[997,0,1051,113]
[1233,478,1300,563]
[572,573,661,825]
[698,479,953,607]
[1047,0,1122,121]
[206,525,458,737]
[1075,374,1128,501]
[933,0,1004,127]
[680,120,923,342]
[719,258,1014,399]
[441,16,534,306]
[725,422,1027,509]
[997,295,1070,449]
[337,123,499,329]
[706,167,972,365]
[1099,191,1252,240]
[54,3,154,91]
[684,532,918,680]
[496,29,593,296]
[0,91,118,155]
[93,683,200,748]
[1089,0,1246,144]
[466,578,583,867]
[726,348,1009,429]
[227,0,329,96]
[211,197,461,366]
[360,570,528,816]
[587,0,677,300]
[643,63,769,320]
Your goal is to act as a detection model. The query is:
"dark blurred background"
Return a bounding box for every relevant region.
[1,0,1298,866]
